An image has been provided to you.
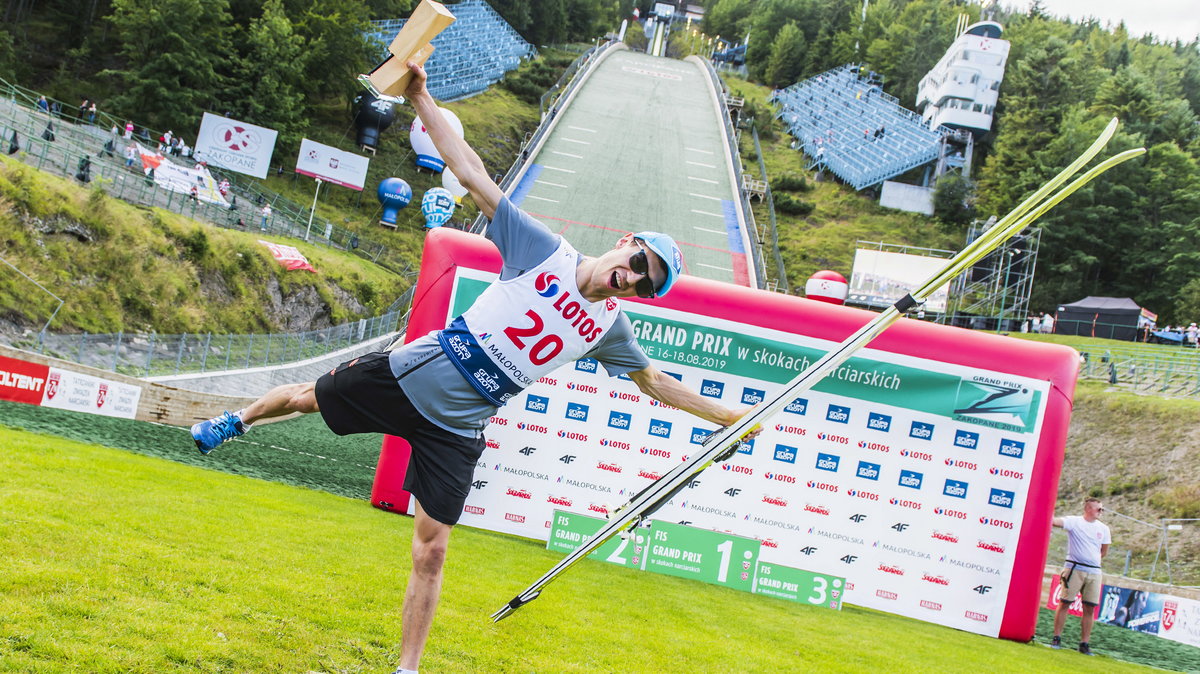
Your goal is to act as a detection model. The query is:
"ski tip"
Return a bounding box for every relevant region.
[491,591,540,622]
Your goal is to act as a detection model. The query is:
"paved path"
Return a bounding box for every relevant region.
[511,50,751,287]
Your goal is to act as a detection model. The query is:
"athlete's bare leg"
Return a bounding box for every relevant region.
[398,499,452,670]
[240,382,318,424]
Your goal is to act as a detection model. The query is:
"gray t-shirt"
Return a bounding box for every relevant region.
[392,196,650,437]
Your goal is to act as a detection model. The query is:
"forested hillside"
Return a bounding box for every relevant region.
[1,0,1198,320]
[702,0,1200,321]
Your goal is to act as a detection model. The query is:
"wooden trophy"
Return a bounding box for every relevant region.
[358,0,456,102]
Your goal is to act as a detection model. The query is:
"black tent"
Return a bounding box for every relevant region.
[1055,296,1142,341]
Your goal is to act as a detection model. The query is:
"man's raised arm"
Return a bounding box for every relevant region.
[404,62,503,219]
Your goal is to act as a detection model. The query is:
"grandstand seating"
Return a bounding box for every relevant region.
[772,64,947,191]
[367,0,535,101]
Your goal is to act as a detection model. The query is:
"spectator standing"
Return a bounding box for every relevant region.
[1187,322,1198,347]
[124,144,137,169]
[218,179,230,197]
[1049,498,1111,655]
[1030,314,1041,334]
[87,102,97,125]
[260,203,272,231]
[37,95,49,114]
[1040,312,1055,334]
[124,120,134,139]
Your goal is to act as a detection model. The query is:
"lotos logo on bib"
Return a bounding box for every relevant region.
[535,272,560,298]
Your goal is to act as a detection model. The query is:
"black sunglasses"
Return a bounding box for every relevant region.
[629,242,659,299]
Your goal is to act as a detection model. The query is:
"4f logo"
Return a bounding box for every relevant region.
[891,522,909,533]
[840,555,858,564]
[799,546,817,555]
[519,446,537,456]
[471,480,488,489]
[559,455,576,464]
[973,585,992,595]
[724,488,742,497]
[849,513,868,523]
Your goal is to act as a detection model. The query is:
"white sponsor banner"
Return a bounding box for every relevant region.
[849,249,951,313]
[40,367,141,419]
[1156,596,1200,647]
[295,138,370,191]
[449,267,1048,637]
[194,112,278,179]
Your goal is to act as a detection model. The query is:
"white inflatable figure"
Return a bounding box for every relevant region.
[410,107,465,172]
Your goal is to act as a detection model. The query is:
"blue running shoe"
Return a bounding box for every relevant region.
[191,411,246,454]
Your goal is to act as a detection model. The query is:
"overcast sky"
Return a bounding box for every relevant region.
[1019,0,1200,44]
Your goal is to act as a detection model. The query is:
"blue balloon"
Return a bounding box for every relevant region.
[421,187,456,229]
[377,178,412,226]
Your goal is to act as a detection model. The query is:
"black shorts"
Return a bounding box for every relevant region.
[314,351,485,526]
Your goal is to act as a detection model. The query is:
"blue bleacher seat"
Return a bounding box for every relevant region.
[367,0,536,101]
[773,64,947,191]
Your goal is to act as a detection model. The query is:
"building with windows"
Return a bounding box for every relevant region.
[915,20,1010,134]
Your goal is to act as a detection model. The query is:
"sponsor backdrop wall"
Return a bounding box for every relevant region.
[373,229,1080,641]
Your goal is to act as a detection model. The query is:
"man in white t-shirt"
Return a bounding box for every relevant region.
[1050,497,1111,655]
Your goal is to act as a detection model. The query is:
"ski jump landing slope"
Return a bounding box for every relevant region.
[507,47,755,288]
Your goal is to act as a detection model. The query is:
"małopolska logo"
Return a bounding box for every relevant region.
[565,402,589,422]
[525,394,549,414]
[774,444,797,464]
[826,404,850,423]
[648,419,672,438]
[535,272,560,298]
[690,427,711,445]
[608,411,631,429]
[943,479,969,499]
[856,460,880,480]
[867,412,892,432]
[700,379,725,398]
[575,358,598,373]
[898,469,923,489]
[815,452,840,472]
[785,397,807,414]
[954,429,979,449]
[998,439,1025,459]
[742,387,765,405]
[909,421,935,440]
[988,488,1015,508]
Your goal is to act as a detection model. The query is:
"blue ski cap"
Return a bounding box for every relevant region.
[633,231,683,297]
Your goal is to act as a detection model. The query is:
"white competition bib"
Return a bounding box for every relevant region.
[439,239,621,406]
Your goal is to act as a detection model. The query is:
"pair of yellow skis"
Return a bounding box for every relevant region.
[492,119,1143,622]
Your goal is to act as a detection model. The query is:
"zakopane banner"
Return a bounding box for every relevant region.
[194,112,279,179]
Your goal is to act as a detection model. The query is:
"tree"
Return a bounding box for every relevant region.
[232,0,308,147]
[287,0,374,101]
[702,0,753,42]
[932,172,974,227]
[102,0,235,131]
[763,22,807,88]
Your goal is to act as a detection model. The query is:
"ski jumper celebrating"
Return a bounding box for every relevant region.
[190,61,757,673]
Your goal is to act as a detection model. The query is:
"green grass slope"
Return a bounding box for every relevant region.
[0,423,1171,673]
[0,155,409,336]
